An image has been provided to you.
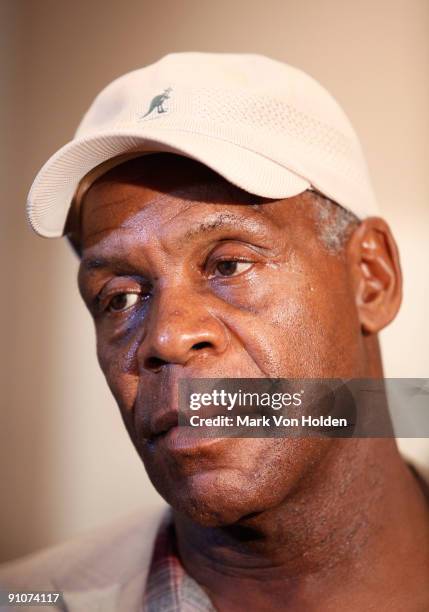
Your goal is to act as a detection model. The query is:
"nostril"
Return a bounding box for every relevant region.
[145,356,168,371]
[143,342,215,370]
[192,341,212,351]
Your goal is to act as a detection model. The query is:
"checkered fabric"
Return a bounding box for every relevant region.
[143,517,216,612]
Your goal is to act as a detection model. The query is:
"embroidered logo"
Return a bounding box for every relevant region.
[140,87,172,120]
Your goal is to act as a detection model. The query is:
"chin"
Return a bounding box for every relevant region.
[159,468,273,527]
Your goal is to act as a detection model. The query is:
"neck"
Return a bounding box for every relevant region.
[174,439,429,611]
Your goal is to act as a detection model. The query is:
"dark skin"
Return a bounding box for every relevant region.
[75,154,429,611]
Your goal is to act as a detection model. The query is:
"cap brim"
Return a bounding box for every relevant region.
[27,128,310,237]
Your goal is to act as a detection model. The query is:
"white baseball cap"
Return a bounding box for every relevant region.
[27,52,378,238]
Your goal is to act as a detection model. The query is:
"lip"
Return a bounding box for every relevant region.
[149,410,179,438]
[147,401,229,441]
[150,424,227,454]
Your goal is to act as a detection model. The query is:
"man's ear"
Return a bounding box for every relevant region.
[347,217,402,334]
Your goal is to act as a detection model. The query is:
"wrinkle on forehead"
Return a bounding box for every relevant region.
[78,154,317,258]
[84,207,278,260]
[81,179,272,251]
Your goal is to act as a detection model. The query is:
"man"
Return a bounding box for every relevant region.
[1,53,428,611]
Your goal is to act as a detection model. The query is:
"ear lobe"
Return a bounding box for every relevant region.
[347,217,402,334]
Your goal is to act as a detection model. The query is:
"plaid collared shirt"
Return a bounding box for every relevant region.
[143,516,216,612]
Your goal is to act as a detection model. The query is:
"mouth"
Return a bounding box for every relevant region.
[149,410,179,439]
[146,409,227,455]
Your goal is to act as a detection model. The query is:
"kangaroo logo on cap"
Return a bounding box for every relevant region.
[140,87,172,120]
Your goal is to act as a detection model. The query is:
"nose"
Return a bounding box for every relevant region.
[138,288,229,372]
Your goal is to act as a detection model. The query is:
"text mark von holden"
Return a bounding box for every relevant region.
[189,415,348,428]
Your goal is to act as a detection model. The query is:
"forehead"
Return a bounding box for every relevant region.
[78,153,311,253]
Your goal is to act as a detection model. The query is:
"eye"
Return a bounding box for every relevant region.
[212,260,253,278]
[107,292,140,313]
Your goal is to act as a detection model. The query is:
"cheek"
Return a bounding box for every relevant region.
[268,271,361,377]
[96,331,140,414]
[222,267,360,378]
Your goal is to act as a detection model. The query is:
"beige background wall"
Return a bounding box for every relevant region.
[1,0,428,562]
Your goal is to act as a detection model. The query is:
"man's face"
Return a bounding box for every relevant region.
[78,154,365,526]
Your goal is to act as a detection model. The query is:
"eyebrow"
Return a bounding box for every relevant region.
[80,210,274,272]
[182,211,271,241]
[81,257,111,271]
